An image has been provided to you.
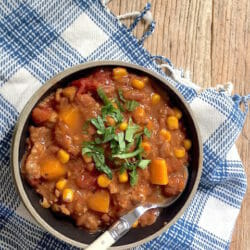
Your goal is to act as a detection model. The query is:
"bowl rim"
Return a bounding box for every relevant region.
[11,60,203,249]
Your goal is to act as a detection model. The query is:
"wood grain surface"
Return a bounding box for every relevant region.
[108,1,250,249]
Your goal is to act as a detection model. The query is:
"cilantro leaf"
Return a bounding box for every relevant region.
[90,116,105,134]
[82,142,112,179]
[125,100,139,112]
[117,132,126,151]
[102,126,115,143]
[95,137,102,144]
[138,159,151,169]
[118,89,126,102]
[113,148,143,159]
[92,154,112,179]
[144,127,151,138]
[125,118,139,142]
[134,134,143,148]
[129,167,138,186]
[97,87,110,105]
[119,165,126,174]
[101,103,123,123]
[119,89,139,111]
[115,98,125,112]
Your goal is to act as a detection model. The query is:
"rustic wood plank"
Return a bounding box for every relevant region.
[108,1,250,249]
[211,1,250,249]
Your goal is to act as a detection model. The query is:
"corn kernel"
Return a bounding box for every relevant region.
[151,93,161,105]
[131,78,145,90]
[40,197,50,208]
[118,170,128,183]
[160,129,171,141]
[56,179,67,191]
[97,174,111,188]
[183,139,192,150]
[141,141,152,153]
[106,116,116,126]
[113,67,128,80]
[119,121,128,131]
[173,108,182,119]
[132,220,139,228]
[174,147,186,158]
[62,188,74,203]
[83,154,92,163]
[57,149,70,164]
[166,116,179,130]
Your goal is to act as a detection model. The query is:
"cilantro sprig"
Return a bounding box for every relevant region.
[82,142,112,179]
[117,89,139,112]
[81,87,151,185]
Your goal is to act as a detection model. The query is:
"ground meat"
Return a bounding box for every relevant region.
[29,126,53,146]
[123,89,145,101]
[54,122,81,156]
[76,212,101,231]
[25,142,45,182]
[76,94,101,120]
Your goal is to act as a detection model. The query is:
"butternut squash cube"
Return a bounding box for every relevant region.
[59,105,81,131]
[150,158,168,185]
[87,190,110,213]
[40,157,66,180]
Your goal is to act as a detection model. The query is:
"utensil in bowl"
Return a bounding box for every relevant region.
[87,166,189,250]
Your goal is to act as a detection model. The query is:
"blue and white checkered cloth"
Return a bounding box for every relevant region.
[0,1,249,249]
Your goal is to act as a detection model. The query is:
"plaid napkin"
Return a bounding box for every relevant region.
[0,1,249,249]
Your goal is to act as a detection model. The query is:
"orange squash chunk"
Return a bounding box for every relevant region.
[87,190,110,213]
[40,157,66,180]
[150,158,168,185]
[59,105,81,131]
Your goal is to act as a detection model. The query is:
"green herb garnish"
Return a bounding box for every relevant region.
[125,118,139,142]
[117,132,126,151]
[97,88,110,105]
[82,142,112,179]
[125,100,139,112]
[129,167,138,186]
[138,159,151,169]
[115,98,125,112]
[101,103,123,123]
[103,126,115,143]
[118,89,126,102]
[90,116,105,135]
[118,89,139,112]
[81,87,151,186]
[112,148,143,159]
[144,127,151,138]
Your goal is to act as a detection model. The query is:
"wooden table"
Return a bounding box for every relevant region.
[109,1,250,249]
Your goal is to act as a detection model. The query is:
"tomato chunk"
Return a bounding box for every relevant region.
[76,172,97,190]
[32,107,52,124]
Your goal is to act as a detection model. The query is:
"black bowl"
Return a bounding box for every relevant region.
[11,61,203,249]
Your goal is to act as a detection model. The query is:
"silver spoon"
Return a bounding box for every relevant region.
[86,167,188,250]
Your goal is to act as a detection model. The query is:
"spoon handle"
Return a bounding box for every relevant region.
[85,218,131,250]
[85,231,115,250]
